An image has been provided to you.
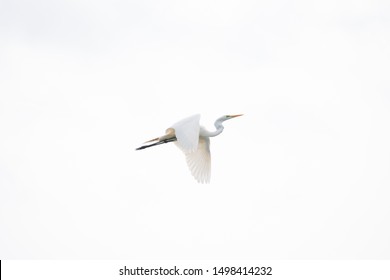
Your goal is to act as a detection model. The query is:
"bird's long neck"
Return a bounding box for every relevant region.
[201,118,225,137]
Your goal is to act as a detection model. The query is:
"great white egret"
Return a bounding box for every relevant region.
[136,114,243,183]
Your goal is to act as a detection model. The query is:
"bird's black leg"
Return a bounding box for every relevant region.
[135,137,177,150]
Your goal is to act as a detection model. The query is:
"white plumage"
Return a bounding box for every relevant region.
[136,114,242,183]
[170,114,201,153]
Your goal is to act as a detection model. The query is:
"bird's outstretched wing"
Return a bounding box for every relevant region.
[170,114,210,183]
[169,114,200,152]
[183,136,211,183]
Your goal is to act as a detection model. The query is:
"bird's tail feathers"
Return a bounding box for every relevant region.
[144,137,159,143]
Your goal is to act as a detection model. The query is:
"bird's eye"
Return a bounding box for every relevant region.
[226,115,230,118]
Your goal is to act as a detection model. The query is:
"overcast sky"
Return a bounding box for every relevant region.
[1,0,390,259]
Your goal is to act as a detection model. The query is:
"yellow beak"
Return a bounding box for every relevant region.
[230,114,243,118]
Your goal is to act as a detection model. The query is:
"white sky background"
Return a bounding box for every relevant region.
[1,0,389,259]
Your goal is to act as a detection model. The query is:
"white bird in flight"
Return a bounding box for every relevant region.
[136,114,243,183]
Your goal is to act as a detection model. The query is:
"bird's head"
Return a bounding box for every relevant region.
[215,114,243,125]
[214,114,243,129]
[224,114,243,120]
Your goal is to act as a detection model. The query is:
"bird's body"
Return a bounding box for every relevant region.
[136,114,242,183]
